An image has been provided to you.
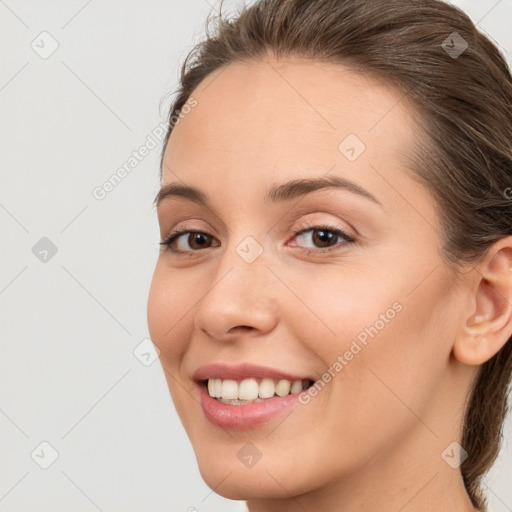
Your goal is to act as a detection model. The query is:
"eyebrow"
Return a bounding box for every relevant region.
[154,175,381,208]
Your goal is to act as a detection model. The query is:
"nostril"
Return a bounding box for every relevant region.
[229,325,253,333]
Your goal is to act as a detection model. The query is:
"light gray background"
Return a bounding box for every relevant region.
[1,1,511,511]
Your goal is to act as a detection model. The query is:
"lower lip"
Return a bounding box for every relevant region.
[198,383,302,430]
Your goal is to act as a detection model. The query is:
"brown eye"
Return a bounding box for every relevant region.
[160,230,220,253]
[187,232,214,250]
[311,229,339,248]
[293,226,354,252]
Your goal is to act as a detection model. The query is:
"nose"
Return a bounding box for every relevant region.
[193,242,279,342]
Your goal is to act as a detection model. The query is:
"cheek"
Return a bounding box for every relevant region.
[147,263,193,361]
[293,258,453,360]
[147,264,199,423]
[293,266,453,430]
[354,278,453,426]
[286,268,405,362]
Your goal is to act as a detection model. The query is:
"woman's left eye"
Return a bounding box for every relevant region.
[159,225,355,255]
[291,225,356,254]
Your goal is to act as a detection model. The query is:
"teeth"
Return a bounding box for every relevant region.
[214,378,222,398]
[275,379,291,397]
[206,377,310,400]
[290,380,303,394]
[239,378,259,400]
[218,397,264,405]
[221,379,238,400]
[259,378,275,399]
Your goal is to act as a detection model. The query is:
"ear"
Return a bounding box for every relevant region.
[453,236,512,366]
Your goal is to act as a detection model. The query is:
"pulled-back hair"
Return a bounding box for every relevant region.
[160,1,512,509]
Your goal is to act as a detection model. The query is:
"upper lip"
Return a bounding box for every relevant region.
[192,363,314,382]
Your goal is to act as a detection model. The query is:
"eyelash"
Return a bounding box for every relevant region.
[159,223,356,256]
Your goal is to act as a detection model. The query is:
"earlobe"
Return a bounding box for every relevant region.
[452,238,512,366]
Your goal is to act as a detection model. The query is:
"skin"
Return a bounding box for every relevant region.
[147,56,512,512]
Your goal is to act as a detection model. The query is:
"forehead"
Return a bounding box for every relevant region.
[162,56,420,202]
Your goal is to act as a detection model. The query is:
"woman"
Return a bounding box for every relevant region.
[147,0,512,510]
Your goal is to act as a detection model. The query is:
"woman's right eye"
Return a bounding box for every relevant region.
[160,230,220,254]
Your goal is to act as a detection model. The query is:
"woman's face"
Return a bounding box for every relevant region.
[147,57,474,502]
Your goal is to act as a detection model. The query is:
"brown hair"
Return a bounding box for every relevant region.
[160,0,512,509]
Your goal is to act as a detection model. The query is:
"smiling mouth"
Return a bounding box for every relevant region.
[203,377,315,405]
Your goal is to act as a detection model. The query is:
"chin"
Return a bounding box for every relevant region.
[192,439,335,501]
[196,459,302,500]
